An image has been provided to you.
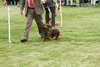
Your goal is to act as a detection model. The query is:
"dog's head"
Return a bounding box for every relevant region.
[41,24,52,41]
[42,23,52,30]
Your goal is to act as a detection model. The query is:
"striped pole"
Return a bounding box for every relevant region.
[8,5,11,43]
[60,0,63,26]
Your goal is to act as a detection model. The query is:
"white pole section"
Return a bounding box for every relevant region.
[60,0,63,26]
[70,0,73,5]
[8,6,11,43]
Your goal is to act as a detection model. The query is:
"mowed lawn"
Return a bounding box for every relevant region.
[0,6,100,67]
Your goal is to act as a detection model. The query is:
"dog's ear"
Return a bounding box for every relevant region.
[42,24,44,27]
[42,24,48,29]
[42,24,46,28]
[49,25,52,29]
[46,24,52,29]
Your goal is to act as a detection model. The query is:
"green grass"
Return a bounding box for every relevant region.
[0,6,100,67]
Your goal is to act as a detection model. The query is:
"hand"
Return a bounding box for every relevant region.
[3,0,7,7]
[20,10,23,15]
[41,0,46,4]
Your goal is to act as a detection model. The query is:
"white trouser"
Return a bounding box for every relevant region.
[91,0,96,5]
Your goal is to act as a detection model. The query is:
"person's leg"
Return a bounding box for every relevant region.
[17,0,20,7]
[92,0,95,7]
[7,0,11,5]
[64,0,67,6]
[82,0,84,5]
[45,7,50,24]
[34,11,44,36]
[22,9,34,40]
[2,0,7,6]
[11,0,14,5]
[15,0,17,5]
[50,6,56,26]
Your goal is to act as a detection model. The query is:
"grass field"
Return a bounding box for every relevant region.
[0,6,100,67]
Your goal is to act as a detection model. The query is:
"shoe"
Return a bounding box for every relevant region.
[20,39,27,43]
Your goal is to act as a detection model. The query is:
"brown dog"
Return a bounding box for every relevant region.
[50,28,60,40]
[41,24,52,41]
[41,24,60,41]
